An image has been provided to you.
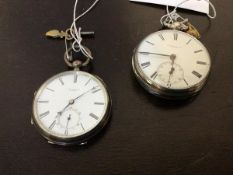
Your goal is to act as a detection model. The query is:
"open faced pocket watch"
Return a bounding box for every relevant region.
[132,4,216,100]
[32,47,111,146]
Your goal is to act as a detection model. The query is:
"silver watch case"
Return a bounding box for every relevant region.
[132,31,211,100]
[32,71,112,146]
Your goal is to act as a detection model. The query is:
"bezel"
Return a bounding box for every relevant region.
[132,30,211,99]
[32,70,112,146]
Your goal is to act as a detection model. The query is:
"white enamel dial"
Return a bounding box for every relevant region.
[135,30,211,90]
[33,71,110,141]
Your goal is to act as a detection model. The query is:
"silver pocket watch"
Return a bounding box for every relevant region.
[32,47,111,146]
[132,4,214,100]
[132,29,211,99]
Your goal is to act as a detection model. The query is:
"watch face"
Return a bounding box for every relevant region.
[33,71,110,143]
[134,30,211,91]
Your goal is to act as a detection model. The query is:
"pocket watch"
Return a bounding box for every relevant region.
[32,68,111,146]
[32,47,111,146]
[131,0,216,100]
[132,29,211,99]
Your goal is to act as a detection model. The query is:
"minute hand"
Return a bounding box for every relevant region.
[73,86,98,101]
[139,52,171,57]
[57,86,97,116]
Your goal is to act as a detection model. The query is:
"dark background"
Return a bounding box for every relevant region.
[0,0,232,174]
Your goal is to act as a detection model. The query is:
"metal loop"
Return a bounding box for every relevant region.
[64,46,92,68]
[65,29,73,40]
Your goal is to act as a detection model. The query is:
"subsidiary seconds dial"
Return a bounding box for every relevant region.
[157,62,184,86]
[132,30,211,99]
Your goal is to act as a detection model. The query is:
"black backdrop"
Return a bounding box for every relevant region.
[0,0,233,174]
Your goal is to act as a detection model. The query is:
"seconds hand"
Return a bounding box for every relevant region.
[66,115,71,129]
